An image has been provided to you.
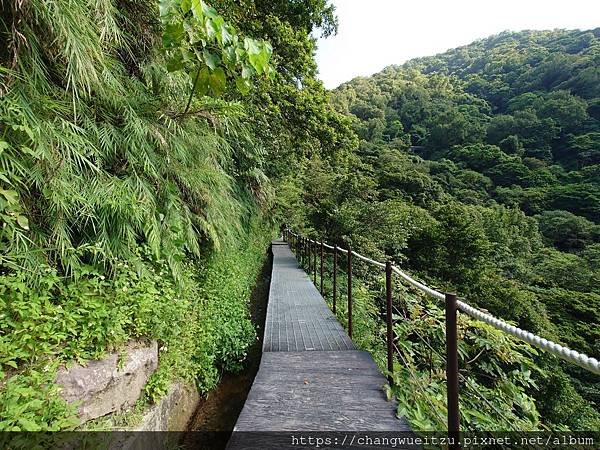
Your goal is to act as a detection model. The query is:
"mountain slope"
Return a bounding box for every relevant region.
[304,28,600,429]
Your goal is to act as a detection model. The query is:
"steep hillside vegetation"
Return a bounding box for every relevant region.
[0,0,350,431]
[1,0,598,434]
[286,29,600,430]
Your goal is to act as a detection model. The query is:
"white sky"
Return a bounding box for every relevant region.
[315,0,600,89]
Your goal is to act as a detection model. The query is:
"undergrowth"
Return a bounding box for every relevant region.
[0,217,272,431]
[296,244,600,431]
[0,0,275,432]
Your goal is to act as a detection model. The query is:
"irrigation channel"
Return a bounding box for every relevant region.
[182,248,273,450]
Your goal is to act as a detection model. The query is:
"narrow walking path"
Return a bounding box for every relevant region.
[227,240,411,448]
[264,241,354,352]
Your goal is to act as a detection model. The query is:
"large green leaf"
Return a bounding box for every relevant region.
[241,63,254,80]
[192,68,211,96]
[181,0,192,13]
[162,22,184,48]
[244,37,261,55]
[200,0,219,19]
[203,49,220,70]
[159,0,175,18]
[0,190,19,205]
[204,18,217,39]
[235,76,251,95]
[208,68,226,97]
[190,0,203,19]
[16,215,29,231]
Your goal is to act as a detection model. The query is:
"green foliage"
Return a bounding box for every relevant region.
[0,368,78,431]
[1,0,274,284]
[0,0,285,433]
[0,0,354,433]
[159,0,273,99]
[537,210,599,250]
[390,288,543,431]
[0,219,271,430]
[286,28,600,431]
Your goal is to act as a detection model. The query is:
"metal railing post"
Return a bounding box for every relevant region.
[386,260,394,385]
[445,292,460,448]
[347,245,353,339]
[320,242,324,294]
[304,237,308,266]
[304,237,307,268]
[313,241,317,284]
[333,246,338,314]
[306,238,309,269]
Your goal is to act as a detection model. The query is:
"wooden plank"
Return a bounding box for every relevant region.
[233,351,411,432]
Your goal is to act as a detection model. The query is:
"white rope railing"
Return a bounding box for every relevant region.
[391,265,446,301]
[352,250,386,269]
[284,229,600,375]
[456,300,600,375]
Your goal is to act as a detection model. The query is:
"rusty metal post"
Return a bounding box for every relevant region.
[333,246,338,314]
[313,241,317,284]
[347,246,353,339]
[445,292,460,448]
[303,237,307,266]
[386,260,394,385]
[320,242,324,294]
[306,238,310,271]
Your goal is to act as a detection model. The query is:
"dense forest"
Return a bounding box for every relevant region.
[0,0,598,435]
[0,0,348,431]
[290,28,600,430]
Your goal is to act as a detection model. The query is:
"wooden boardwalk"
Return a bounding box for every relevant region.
[227,240,412,448]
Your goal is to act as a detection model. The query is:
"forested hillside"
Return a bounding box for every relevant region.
[1,0,599,436]
[0,0,351,431]
[286,29,600,430]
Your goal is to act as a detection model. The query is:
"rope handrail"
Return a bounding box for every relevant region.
[352,250,386,268]
[391,265,445,301]
[456,300,600,375]
[283,229,600,376]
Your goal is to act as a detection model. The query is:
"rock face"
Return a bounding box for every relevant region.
[134,382,200,431]
[56,340,158,422]
[111,382,200,450]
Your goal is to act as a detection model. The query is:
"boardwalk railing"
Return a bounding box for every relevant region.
[282,229,600,441]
